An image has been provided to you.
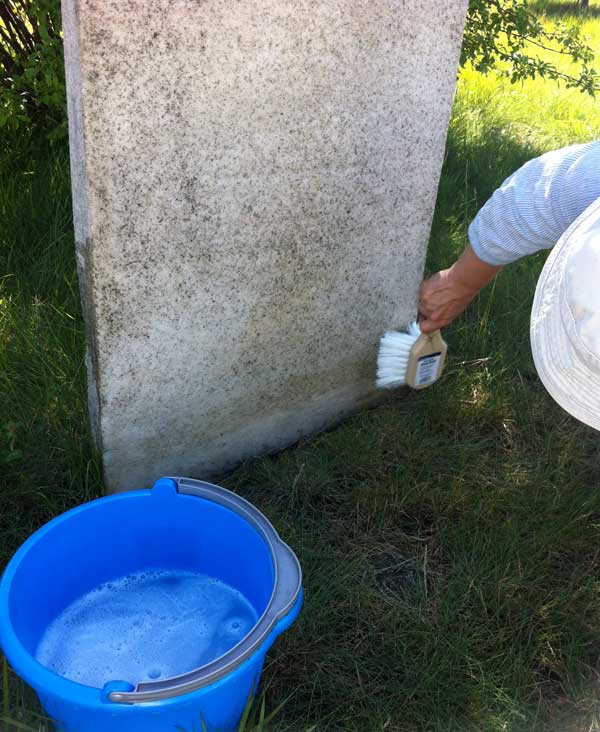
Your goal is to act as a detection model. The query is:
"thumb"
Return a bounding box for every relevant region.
[419,317,440,334]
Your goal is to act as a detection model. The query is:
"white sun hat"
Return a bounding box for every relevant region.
[531,196,600,431]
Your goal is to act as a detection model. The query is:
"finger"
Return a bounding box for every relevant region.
[419,317,444,334]
[419,279,434,301]
[419,307,442,325]
[418,297,434,317]
[417,309,430,325]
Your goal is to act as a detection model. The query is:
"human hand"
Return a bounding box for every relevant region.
[418,246,502,334]
[419,268,479,333]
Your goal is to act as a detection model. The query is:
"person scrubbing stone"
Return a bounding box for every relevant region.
[419,140,600,429]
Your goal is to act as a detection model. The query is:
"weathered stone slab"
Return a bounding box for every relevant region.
[62,0,469,490]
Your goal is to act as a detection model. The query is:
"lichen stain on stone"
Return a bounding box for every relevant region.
[63,0,470,490]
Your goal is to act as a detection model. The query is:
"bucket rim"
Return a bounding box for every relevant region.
[0,476,302,704]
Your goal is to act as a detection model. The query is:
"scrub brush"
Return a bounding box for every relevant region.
[376,322,447,390]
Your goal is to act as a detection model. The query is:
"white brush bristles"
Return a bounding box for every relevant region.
[376,321,421,388]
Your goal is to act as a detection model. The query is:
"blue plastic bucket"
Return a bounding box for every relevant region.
[0,477,303,732]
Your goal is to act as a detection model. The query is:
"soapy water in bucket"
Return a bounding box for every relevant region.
[35,569,258,689]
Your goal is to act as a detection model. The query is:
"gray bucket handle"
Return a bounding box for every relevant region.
[106,477,302,704]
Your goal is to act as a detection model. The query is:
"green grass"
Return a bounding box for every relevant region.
[2,2,600,731]
[0,134,102,557]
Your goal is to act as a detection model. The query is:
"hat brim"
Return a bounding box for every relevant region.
[530,199,600,432]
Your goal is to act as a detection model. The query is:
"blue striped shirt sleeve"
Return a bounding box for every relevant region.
[468,140,600,266]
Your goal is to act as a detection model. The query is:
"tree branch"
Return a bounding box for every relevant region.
[504,33,580,56]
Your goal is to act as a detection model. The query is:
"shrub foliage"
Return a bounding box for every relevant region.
[0,0,598,135]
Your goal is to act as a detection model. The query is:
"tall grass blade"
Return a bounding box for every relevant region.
[3,657,9,720]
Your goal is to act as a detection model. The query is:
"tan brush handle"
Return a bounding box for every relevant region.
[406,329,448,390]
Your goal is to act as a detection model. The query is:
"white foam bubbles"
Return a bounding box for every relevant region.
[35,570,258,689]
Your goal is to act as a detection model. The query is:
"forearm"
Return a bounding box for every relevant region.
[418,141,600,333]
[451,244,503,294]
